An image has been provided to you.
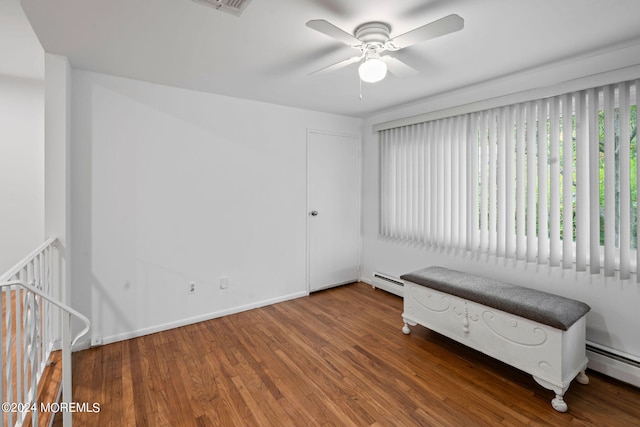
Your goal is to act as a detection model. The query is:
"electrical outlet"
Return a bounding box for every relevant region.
[91,336,103,346]
[188,281,197,294]
[220,276,229,289]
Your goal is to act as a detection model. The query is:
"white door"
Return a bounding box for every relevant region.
[307,130,360,292]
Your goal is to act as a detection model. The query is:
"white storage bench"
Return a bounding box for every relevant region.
[400,266,591,412]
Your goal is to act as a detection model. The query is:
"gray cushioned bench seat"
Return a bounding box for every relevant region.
[400,266,590,331]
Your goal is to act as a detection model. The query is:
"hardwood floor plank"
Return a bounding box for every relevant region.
[119,340,136,426]
[99,342,122,426]
[128,338,160,426]
[67,283,640,426]
[276,396,320,427]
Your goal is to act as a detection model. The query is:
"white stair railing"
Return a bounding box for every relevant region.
[0,238,90,427]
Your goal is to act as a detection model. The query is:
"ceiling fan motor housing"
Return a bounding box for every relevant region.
[354,22,390,46]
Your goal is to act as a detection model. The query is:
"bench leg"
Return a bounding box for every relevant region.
[575,370,589,385]
[532,375,570,412]
[551,394,568,412]
[534,364,588,412]
[402,317,416,335]
[550,370,588,411]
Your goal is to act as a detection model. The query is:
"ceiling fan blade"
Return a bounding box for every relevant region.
[389,14,464,50]
[308,55,362,76]
[306,19,362,46]
[382,56,418,77]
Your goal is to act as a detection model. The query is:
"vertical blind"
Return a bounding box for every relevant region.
[380,79,639,280]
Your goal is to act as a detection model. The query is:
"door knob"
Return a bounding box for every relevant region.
[310,210,318,216]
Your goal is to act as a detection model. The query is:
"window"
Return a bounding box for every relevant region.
[379,79,638,280]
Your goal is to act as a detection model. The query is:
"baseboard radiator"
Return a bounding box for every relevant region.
[586,341,640,388]
[370,272,404,296]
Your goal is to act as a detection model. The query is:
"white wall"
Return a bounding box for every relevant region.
[70,70,362,344]
[360,42,640,361]
[0,75,44,273]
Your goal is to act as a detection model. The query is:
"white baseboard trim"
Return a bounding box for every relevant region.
[73,339,92,352]
[96,290,308,346]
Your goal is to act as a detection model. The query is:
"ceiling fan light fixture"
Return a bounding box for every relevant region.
[358,55,387,83]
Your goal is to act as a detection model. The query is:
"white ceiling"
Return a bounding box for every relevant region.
[17,0,640,117]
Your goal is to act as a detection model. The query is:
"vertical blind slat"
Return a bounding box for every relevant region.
[379,130,385,236]
[432,121,438,245]
[537,99,549,264]
[392,129,402,238]
[412,125,419,241]
[381,130,388,237]
[497,107,507,257]
[588,88,601,273]
[416,123,429,244]
[575,90,588,271]
[562,93,574,268]
[436,120,443,246]
[480,111,489,252]
[489,109,498,255]
[403,126,410,239]
[413,125,420,240]
[459,115,468,249]
[399,127,406,239]
[603,85,616,276]
[526,101,537,262]
[505,106,516,258]
[636,80,640,282]
[451,117,460,248]
[549,96,561,266]
[424,124,429,241]
[407,126,413,239]
[444,119,452,247]
[471,113,480,251]
[619,82,631,279]
[383,128,390,236]
[516,103,527,260]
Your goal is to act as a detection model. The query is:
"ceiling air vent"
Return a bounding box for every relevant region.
[191,0,253,17]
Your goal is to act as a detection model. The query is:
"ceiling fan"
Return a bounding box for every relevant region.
[306,14,464,83]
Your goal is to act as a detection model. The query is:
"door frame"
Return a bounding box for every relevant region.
[306,128,362,293]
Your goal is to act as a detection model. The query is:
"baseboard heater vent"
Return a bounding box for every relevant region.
[586,344,640,369]
[586,342,640,388]
[373,272,404,287]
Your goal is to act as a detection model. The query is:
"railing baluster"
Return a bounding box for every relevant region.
[1,286,5,426]
[24,264,31,421]
[6,282,14,427]
[62,312,72,426]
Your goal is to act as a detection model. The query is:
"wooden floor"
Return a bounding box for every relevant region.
[64,283,640,426]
